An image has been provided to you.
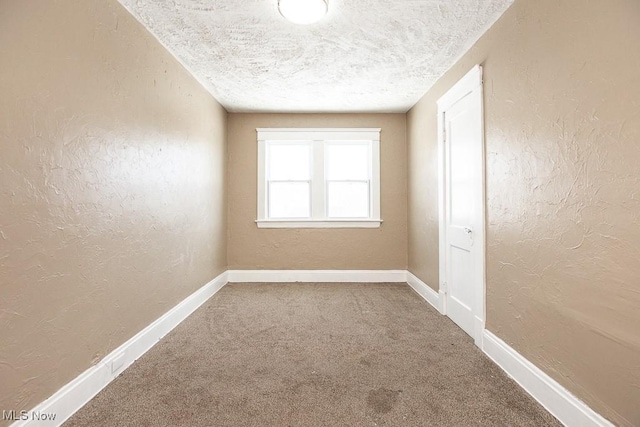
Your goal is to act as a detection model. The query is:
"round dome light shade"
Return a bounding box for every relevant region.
[278,0,328,25]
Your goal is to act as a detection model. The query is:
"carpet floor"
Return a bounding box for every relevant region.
[65,283,561,426]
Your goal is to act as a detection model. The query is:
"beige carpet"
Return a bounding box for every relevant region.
[65,283,561,426]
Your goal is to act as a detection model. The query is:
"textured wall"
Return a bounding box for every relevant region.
[407,99,440,291]
[227,114,407,270]
[0,0,227,420]
[406,0,640,425]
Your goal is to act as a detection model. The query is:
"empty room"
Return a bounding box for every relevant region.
[1,0,638,426]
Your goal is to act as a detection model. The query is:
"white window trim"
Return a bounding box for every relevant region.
[256,128,382,229]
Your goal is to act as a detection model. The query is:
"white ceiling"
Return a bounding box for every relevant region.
[118,0,514,113]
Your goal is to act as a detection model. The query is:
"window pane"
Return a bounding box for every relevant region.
[269,182,310,218]
[327,181,369,218]
[268,143,311,180]
[326,143,370,180]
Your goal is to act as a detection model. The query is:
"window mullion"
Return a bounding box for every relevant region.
[311,140,325,219]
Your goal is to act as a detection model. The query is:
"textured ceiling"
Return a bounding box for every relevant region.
[118,0,514,113]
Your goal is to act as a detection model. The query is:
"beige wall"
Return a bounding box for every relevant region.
[227,114,407,270]
[407,99,440,289]
[3,0,638,423]
[0,0,227,420]
[407,0,640,425]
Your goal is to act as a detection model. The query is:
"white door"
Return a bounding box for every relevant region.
[438,66,485,343]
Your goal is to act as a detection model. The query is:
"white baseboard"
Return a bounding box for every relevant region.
[474,315,485,347]
[406,271,442,313]
[227,269,407,283]
[482,330,614,427]
[405,271,611,426]
[11,271,228,427]
[11,269,612,427]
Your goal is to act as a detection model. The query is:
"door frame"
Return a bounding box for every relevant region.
[436,65,486,347]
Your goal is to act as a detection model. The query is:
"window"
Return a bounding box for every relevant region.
[257,128,381,228]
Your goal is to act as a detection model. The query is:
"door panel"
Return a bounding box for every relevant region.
[443,88,481,338]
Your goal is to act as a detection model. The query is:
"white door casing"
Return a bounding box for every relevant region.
[437,65,486,347]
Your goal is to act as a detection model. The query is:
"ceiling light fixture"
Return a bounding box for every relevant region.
[278,0,328,25]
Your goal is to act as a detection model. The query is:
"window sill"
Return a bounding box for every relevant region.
[255,219,383,229]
